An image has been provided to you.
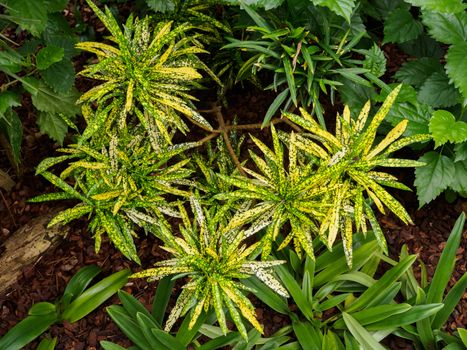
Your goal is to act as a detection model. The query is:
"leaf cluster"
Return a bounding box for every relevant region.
[355,0,467,206]
[132,197,288,339]
[222,2,377,127]
[31,129,198,263]
[0,0,83,167]
[219,86,429,266]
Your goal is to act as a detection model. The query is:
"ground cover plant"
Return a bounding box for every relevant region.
[0,0,466,349]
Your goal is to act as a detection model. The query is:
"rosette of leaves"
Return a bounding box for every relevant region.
[223,3,373,127]
[131,197,289,340]
[30,131,198,263]
[76,0,213,145]
[284,85,431,265]
[192,133,245,207]
[215,125,328,260]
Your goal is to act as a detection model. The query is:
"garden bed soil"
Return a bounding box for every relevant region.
[1,85,466,349]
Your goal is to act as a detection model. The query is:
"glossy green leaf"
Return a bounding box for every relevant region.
[61,265,101,307]
[426,213,465,304]
[0,312,57,350]
[62,269,130,323]
[429,110,467,147]
[422,11,467,45]
[342,313,386,350]
[37,337,57,350]
[384,7,423,44]
[346,255,416,313]
[446,42,467,98]
[3,0,48,36]
[36,46,64,70]
[311,0,356,22]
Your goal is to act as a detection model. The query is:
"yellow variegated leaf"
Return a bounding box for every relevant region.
[385,134,432,154]
[366,120,407,160]
[343,216,353,268]
[91,190,122,201]
[355,101,371,133]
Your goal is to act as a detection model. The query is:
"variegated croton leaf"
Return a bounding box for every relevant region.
[131,197,288,340]
[77,0,214,145]
[192,134,245,211]
[30,131,199,263]
[283,85,431,266]
[215,125,328,260]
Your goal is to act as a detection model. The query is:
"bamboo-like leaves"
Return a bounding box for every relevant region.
[131,197,287,340]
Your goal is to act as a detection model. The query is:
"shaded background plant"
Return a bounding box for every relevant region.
[0,0,84,171]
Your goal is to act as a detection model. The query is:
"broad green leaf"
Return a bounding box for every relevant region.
[145,0,176,12]
[414,151,456,206]
[292,321,322,350]
[61,265,101,307]
[106,306,152,349]
[426,213,465,304]
[311,0,356,22]
[418,72,460,108]
[394,58,443,88]
[422,11,467,45]
[446,42,467,98]
[0,312,57,350]
[3,0,48,36]
[100,341,127,350]
[432,272,467,330]
[333,304,411,329]
[30,82,80,116]
[454,142,467,162]
[2,109,22,164]
[429,110,467,147]
[346,255,416,313]
[385,101,432,136]
[152,277,175,324]
[0,50,23,74]
[37,112,68,145]
[449,160,467,193]
[366,304,444,330]
[41,60,75,93]
[342,313,386,350]
[62,269,130,323]
[36,46,64,70]
[384,7,423,43]
[398,32,443,59]
[405,0,466,13]
[37,337,57,350]
[0,90,21,114]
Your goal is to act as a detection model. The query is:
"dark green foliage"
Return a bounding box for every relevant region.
[223,2,376,127]
[0,0,81,165]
